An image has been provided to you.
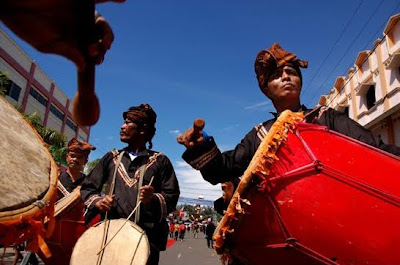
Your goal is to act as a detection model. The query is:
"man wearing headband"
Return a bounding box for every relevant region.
[177,42,400,186]
[80,103,180,265]
[58,138,96,199]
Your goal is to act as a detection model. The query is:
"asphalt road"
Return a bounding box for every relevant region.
[160,234,221,265]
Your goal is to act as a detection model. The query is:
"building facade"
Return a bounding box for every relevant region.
[0,28,90,142]
[320,13,400,148]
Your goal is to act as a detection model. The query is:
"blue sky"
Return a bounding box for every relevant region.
[2,0,399,200]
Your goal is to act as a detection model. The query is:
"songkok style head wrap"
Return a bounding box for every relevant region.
[67,138,96,156]
[122,103,157,149]
[254,42,308,90]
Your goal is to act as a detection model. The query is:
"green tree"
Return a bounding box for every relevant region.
[85,158,100,175]
[0,71,10,96]
[24,112,68,166]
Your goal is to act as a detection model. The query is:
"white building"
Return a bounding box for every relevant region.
[321,13,400,147]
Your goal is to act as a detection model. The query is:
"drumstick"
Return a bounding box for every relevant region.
[96,176,155,255]
[72,0,100,126]
[177,118,205,146]
[193,118,205,135]
[73,65,100,126]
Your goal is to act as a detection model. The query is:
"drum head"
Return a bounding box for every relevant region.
[54,188,81,217]
[71,219,150,265]
[0,97,51,211]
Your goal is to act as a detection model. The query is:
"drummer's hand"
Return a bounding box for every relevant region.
[177,128,205,149]
[139,185,154,205]
[85,14,114,68]
[95,194,115,212]
[0,0,122,71]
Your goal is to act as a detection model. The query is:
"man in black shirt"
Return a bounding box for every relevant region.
[81,104,180,265]
[177,43,400,185]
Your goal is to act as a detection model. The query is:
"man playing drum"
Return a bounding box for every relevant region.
[58,138,96,198]
[80,103,180,265]
[177,42,400,186]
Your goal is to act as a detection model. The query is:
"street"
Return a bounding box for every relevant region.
[160,234,221,265]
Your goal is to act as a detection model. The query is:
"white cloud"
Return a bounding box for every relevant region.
[174,160,221,201]
[169,129,181,135]
[244,101,273,111]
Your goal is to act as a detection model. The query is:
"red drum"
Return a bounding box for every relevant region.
[214,110,400,265]
[0,97,58,257]
[38,188,99,265]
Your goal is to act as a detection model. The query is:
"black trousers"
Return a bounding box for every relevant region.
[146,244,160,265]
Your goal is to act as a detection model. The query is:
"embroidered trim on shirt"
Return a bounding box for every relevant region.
[317,106,328,119]
[255,123,268,141]
[111,150,138,188]
[146,152,162,170]
[154,192,167,222]
[189,145,219,170]
[84,194,101,208]
[57,180,70,197]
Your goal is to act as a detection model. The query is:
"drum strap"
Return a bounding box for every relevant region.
[97,151,125,265]
[109,151,125,197]
[134,164,147,224]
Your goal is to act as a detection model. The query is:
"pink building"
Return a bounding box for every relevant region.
[0,29,90,142]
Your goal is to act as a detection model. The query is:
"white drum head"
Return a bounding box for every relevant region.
[70,219,150,265]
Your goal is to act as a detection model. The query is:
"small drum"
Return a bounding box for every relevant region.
[214,110,400,265]
[38,188,99,265]
[0,97,58,257]
[70,219,150,265]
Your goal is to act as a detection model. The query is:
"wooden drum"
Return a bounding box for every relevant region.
[71,219,150,265]
[0,97,58,257]
[38,188,99,265]
[214,110,400,265]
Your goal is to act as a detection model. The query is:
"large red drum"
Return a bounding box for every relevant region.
[214,111,400,265]
[38,188,99,265]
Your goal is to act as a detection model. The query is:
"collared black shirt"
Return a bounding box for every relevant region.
[80,148,180,250]
[58,171,85,199]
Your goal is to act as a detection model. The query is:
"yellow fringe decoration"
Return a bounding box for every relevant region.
[213,110,304,263]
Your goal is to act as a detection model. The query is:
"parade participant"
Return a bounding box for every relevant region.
[58,138,96,198]
[80,103,180,265]
[177,42,400,185]
[1,0,123,71]
[179,222,186,241]
[205,219,216,249]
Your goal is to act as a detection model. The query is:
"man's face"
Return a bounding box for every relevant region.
[120,119,144,143]
[66,151,87,171]
[263,65,302,104]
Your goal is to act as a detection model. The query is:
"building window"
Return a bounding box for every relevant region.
[29,88,48,106]
[50,104,64,120]
[4,81,21,101]
[366,85,376,110]
[66,119,77,131]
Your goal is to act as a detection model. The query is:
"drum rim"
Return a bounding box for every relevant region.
[0,97,58,221]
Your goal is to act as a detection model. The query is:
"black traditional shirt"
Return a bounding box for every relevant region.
[183,106,400,185]
[80,148,180,250]
[57,171,86,199]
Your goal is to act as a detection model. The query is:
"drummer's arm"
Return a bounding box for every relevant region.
[80,153,112,220]
[182,130,254,185]
[140,156,180,223]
